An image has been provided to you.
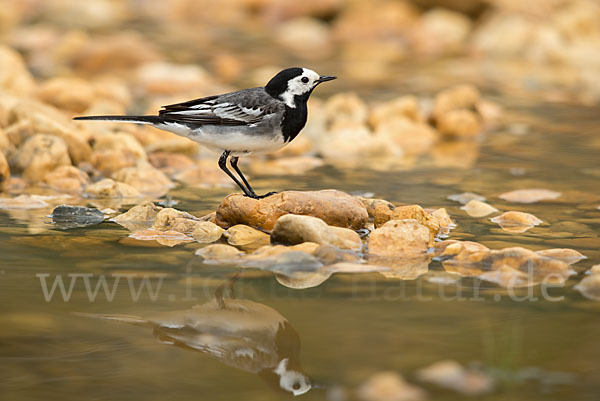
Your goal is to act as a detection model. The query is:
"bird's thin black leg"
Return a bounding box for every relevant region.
[230,156,277,199]
[218,151,255,198]
[229,156,257,197]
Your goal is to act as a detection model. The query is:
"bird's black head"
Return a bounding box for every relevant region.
[265,67,336,108]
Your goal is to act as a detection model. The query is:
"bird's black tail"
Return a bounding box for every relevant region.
[73,115,164,125]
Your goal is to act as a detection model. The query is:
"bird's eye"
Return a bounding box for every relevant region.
[292,383,301,390]
[301,77,309,83]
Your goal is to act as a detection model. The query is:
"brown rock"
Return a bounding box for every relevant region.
[6,98,93,163]
[112,162,173,196]
[369,219,431,256]
[0,45,35,95]
[271,214,362,251]
[224,224,270,251]
[192,221,224,243]
[84,178,142,199]
[37,77,95,113]
[357,197,395,218]
[436,109,481,138]
[216,190,368,231]
[373,202,396,227]
[0,153,9,184]
[15,134,71,181]
[389,205,440,239]
[430,208,453,231]
[152,208,198,231]
[111,201,162,231]
[43,165,91,194]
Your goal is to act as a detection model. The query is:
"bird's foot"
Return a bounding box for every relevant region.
[244,191,277,199]
[256,191,278,199]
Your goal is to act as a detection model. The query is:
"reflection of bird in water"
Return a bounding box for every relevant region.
[77,280,311,396]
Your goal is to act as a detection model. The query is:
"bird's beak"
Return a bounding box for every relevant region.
[316,75,337,84]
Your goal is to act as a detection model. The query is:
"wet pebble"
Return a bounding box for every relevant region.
[490,211,543,233]
[535,248,586,265]
[460,200,499,217]
[192,221,224,243]
[224,224,270,251]
[110,201,162,231]
[369,219,430,256]
[271,214,362,251]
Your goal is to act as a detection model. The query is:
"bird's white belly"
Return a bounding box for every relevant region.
[156,122,286,155]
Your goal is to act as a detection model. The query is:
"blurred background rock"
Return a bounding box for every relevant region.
[0,0,598,195]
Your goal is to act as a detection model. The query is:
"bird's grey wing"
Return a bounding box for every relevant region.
[158,88,282,126]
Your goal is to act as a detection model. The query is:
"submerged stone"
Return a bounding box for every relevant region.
[574,269,600,301]
[195,244,243,263]
[447,192,485,204]
[129,229,194,247]
[51,205,104,229]
[499,189,561,204]
[111,201,162,232]
[490,211,543,233]
[535,248,586,265]
[0,194,51,210]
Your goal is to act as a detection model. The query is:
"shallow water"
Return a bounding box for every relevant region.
[1,97,599,401]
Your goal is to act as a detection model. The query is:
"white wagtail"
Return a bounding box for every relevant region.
[74,67,336,199]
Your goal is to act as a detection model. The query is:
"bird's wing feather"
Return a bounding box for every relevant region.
[158,88,281,126]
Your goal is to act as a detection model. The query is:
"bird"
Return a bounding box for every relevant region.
[74,67,336,199]
[75,279,312,396]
